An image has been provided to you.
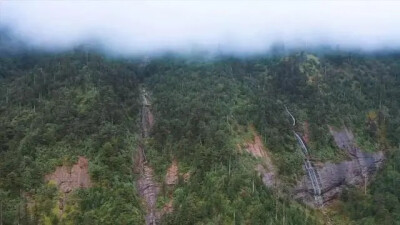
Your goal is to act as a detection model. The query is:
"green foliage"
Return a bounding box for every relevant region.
[71,185,144,225]
[0,51,144,224]
[163,167,319,225]
[337,149,400,225]
[1,50,400,224]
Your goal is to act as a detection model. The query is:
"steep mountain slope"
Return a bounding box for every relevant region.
[135,87,160,225]
[0,52,145,224]
[1,50,400,224]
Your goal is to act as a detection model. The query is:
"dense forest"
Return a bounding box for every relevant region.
[1,44,400,224]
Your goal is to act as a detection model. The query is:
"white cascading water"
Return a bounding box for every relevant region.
[286,106,323,205]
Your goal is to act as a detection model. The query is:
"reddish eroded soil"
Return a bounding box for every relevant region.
[243,131,277,187]
[245,135,266,158]
[165,159,179,186]
[182,172,191,183]
[45,156,91,193]
[162,159,191,216]
[302,121,310,144]
[162,200,174,215]
[244,134,275,172]
[45,156,92,218]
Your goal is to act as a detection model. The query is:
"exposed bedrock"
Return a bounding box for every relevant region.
[242,132,278,188]
[294,127,384,207]
[138,165,160,225]
[45,156,91,217]
[45,156,92,193]
[135,87,160,225]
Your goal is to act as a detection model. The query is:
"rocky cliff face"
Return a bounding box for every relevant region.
[45,156,91,217]
[138,165,160,224]
[45,156,91,193]
[294,127,384,207]
[242,132,277,188]
[141,89,155,138]
[135,88,160,225]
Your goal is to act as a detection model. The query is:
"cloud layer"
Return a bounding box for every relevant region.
[1,1,400,56]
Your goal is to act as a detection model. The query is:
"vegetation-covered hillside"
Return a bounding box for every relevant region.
[1,49,400,224]
[0,51,145,224]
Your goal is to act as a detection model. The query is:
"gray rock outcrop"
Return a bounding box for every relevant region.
[294,127,384,207]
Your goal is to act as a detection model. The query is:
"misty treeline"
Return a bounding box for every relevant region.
[1,49,400,224]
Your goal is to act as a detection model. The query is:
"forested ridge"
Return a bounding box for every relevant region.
[1,47,400,224]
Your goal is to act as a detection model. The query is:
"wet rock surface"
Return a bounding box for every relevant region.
[135,87,161,225]
[138,165,160,225]
[294,127,384,206]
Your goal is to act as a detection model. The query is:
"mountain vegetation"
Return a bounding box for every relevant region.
[1,47,400,224]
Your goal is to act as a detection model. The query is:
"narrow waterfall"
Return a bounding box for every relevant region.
[294,132,322,197]
[286,106,323,205]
